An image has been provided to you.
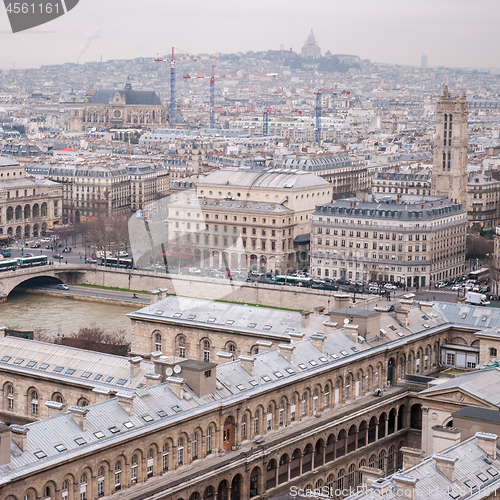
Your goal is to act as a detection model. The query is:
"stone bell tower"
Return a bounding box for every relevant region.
[431,84,468,210]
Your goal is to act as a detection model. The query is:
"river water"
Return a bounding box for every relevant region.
[0,292,137,340]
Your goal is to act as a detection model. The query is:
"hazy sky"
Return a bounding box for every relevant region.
[0,0,498,70]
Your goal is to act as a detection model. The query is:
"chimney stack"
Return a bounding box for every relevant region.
[323,321,338,333]
[150,290,160,304]
[402,447,424,469]
[145,372,162,387]
[158,287,168,301]
[395,308,410,326]
[10,424,29,453]
[310,333,325,352]
[0,423,11,464]
[117,393,135,416]
[0,325,6,338]
[301,310,312,327]
[45,400,66,418]
[289,331,305,343]
[69,406,89,431]
[476,432,498,458]
[239,355,255,375]
[434,454,457,482]
[345,324,359,343]
[393,473,417,499]
[359,465,384,488]
[419,301,434,316]
[399,298,414,311]
[314,306,325,315]
[255,340,273,352]
[279,344,295,363]
[167,377,184,399]
[129,356,143,379]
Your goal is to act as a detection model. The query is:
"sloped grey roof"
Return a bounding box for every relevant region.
[87,90,162,106]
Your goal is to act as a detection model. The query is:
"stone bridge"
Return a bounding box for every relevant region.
[0,264,88,302]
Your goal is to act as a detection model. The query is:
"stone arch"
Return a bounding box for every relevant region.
[249,466,261,497]
[24,204,30,219]
[347,462,357,489]
[368,415,377,444]
[301,388,311,418]
[290,448,301,479]
[398,404,406,430]
[223,415,236,452]
[217,479,230,500]
[24,225,30,239]
[452,336,467,345]
[398,353,406,380]
[265,400,277,431]
[253,404,264,436]
[378,412,387,439]
[355,369,363,397]
[265,459,278,490]
[175,333,187,358]
[334,376,343,404]
[315,438,325,467]
[152,330,162,352]
[203,485,216,500]
[41,222,47,236]
[22,488,38,500]
[240,409,251,441]
[388,445,396,474]
[160,438,172,472]
[388,407,397,434]
[345,372,354,400]
[347,425,357,453]
[326,434,335,463]
[189,493,201,500]
[33,223,39,237]
[278,454,289,484]
[206,421,217,455]
[358,420,367,448]
[375,361,384,387]
[15,226,22,239]
[365,365,373,392]
[78,466,93,498]
[6,206,13,221]
[387,357,395,384]
[15,205,22,220]
[51,392,64,404]
[32,203,39,217]
[302,442,314,473]
[41,480,56,500]
[378,449,387,473]
[416,348,423,374]
[411,404,422,430]
[323,381,331,408]
[7,226,12,235]
[336,428,347,457]
[41,202,47,217]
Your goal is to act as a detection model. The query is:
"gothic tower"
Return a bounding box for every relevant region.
[431,84,468,209]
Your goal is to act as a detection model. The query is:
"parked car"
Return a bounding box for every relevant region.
[86,258,97,264]
[53,254,63,260]
[24,253,33,257]
[251,270,263,276]
[56,284,69,290]
[337,279,347,285]
[32,243,40,248]
[436,282,446,288]
[188,267,202,274]
[451,284,461,291]
[384,284,397,290]
[119,251,129,257]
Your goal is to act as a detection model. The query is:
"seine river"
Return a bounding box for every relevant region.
[0,292,137,340]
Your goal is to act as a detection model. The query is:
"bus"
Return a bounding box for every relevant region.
[100,257,134,269]
[0,259,18,271]
[273,275,312,287]
[1,248,11,258]
[16,256,48,267]
[468,268,489,284]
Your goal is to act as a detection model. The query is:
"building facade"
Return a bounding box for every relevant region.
[372,171,431,197]
[310,195,467,287]
[69,80,168,132]
[431,85,469,210]
[0,156,62,239]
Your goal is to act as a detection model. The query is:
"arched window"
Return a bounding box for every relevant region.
[52,393,63,404]
[324,384,330,407]
[148,448,154,477]
[62,480,69,500]
[77,398,88,407]
[279,401,284,426]
[162,443,169,471]
[358,459,366,484]
[154,333,162,352]
[313,389,319,414]
[114,461,122,490]
[132,454,139,479]
[301,393,307,416]
[348,464,356,488]
[228,343,236,355]
[369,454,376,468]
[178,336,186,358]
[378,450,386,472]
[6,384,14,410]
[177,438,184,466]
[254,409,261,435]
[365,370,370,392]
[267,405,273,431]
[207,427,213,454]
[80,473,88,500]
[345,376,351,400]
[375,367,379,387]
[337,469,345,491]
[43,486,51,499]
[98,467,105,498]
[203,340,210,362]
[242,414,247,439]
[30,390,38,415]
[291,397,296,422]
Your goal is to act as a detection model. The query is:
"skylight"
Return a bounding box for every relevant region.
[54,366,64,373]
[352,347,359,353]
[207,318,216,323]
[340,350,349,356]
[262,375,271,382]
[123,421,134,429]
[157,410,167,418]
[247,323,256,328]
[263,325,272,330]
[477,473,488,483]
[13,358,23,365]
[331,353,339,359]
[487,468,498,477]
[39,363,49,370]
[309,360,318,366]
[54,444,67,452]
[117,379,127,385]
[27,361,36,368]
[34,450,47,459]
[94,374,102,380]
[94,431,105,439]
[298,363,307,370]
[74,437,86,446]
[274,372,283,378]
[225,320,234,325]
[172,406,182,413]
[81,372,91,379]
[65,368,76,375]
[236,384,246,391]
[155,310,164,315]
[319,357,328,363]
[421,315,429,321]
[172,313,182,318]
[109,426,120,434]
[249,380,258,386]
[286,368,295,374]
[142,415,154,422]
[1,356,11,363]
[188,315,196,320]
[105,377,113,383]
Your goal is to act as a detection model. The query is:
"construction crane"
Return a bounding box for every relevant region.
[184,69,278,129]
[315,89,351,142]
[155,47,200,127]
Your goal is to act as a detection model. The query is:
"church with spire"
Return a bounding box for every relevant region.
[301,29,321,59]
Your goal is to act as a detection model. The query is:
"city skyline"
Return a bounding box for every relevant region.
[0,0,498,70]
